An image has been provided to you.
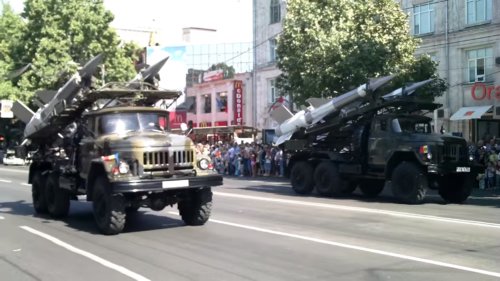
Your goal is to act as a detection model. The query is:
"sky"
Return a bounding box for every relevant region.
[4,0,253,44]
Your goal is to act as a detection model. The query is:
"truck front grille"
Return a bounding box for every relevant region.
[143,150,194,166]
[442,144,467,162]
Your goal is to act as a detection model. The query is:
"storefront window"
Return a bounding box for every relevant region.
[203,94,212,113]
[216,92,228,112]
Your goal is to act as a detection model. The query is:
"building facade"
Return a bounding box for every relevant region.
[253,0,287,143]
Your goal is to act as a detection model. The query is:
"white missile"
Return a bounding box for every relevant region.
[381,78,433,100]
[271,75,394,145]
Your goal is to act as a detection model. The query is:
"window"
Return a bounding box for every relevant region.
[216,92,228,112]
[413,3,434,35]
[268,79,280,104]
[466,0,492,24]
[269,38,277,62]
[270,0,281,24]
[203,94,212,113]
[467,47,493,83]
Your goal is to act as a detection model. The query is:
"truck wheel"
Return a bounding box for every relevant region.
[178,187,212,226]
[359,180,385,198]
[290,162,314,195]
[314,162,343,196]
[439,175,473,204]
[391,162,427,204]
[32,171,48,214]
[92,176,126,235]
[45,173,70,218]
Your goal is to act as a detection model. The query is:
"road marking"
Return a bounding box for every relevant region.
[0,168,28,174]
[214,192,500,229]
[0,179,12,183]
[20,226,150,281]
[168,211,500,278]
[0,216,4,220]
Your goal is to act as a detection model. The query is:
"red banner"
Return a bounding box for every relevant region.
[214,121,228,126]
[195,121,212,128]
[169,111,186,129]
[234,80,243,126]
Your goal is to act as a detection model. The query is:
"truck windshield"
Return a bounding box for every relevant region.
[98,112,169,135]
[392,118,432,134]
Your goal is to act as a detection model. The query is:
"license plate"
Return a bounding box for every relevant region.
[456,167,470,173]
[162,180,189,188]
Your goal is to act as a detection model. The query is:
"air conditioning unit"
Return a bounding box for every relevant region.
[494,106,500,119]
[436,108,450,119]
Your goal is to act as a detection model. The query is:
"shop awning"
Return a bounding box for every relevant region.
[450,105,492,120]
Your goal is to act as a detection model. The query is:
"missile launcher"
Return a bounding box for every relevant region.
[11,54,223,235]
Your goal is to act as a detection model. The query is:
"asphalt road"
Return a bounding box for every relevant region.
[0,165,499,281]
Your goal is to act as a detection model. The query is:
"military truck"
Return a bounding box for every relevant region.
[13,55,223,234]
[272,78,475,204]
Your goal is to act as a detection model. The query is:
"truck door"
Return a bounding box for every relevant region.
[367,117,395,173]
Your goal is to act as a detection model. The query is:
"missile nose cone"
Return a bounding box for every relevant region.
[367,75,395,91]
[142,57,170,81]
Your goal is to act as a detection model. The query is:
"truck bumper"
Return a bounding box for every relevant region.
[110,174,223,193]
[426,163,477,175]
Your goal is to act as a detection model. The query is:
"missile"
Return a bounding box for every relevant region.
[12,54,104,140]
[127,57,169,88]
[381,78,433,100]
[271,75,394,145]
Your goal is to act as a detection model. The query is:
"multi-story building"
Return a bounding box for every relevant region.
[401,0,500,142]
[253,0,287,143]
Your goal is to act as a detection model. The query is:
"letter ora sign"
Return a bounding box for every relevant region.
[233,80,243,126]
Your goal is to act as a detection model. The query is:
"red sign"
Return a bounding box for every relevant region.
[203,69,224,82]
[169,111,186,129]
[196,121,212,128]
[471,82,500,100]
[234,80,243,126]
[214,121,228,126]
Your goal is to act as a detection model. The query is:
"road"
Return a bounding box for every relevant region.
[0,165,499,281]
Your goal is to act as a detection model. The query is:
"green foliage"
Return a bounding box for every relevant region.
[13,0,136,96]
[209,62,235,79]
[277,0,446,105]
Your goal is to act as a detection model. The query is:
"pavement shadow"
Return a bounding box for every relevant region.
[226,176,500,208]
[0,199,187,234]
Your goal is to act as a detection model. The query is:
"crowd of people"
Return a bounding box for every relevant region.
[469,138,500,190]
[195,141,285,177]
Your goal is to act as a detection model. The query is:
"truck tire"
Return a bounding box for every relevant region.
[45,173,70,218]
[290,162,314,195]
[314,162,343,196]
[32,171,48,214]
[92,176,126,235]
[391,162,427,204]
[178,187,212,226]
[439,175,473,204]
[359,180,385,198]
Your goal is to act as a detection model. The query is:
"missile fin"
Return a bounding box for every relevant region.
[6,64,31,80]
[274,132,293,146]
[12,101,34,124]
[270,104,293,124]
[306,98,329,108]
[36,90,57,104]
[78,54,104,79]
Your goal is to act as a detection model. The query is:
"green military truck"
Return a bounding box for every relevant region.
[13,55,223,234]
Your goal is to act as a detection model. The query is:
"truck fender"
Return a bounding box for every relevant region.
[28,162,52,184]
[86,161,107,201]
[385,152,423,180]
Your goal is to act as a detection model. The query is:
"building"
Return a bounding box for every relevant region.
[401,0,500,142]
[253,0,287,143]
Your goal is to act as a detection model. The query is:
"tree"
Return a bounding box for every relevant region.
[0,3,27,102]
[15,0,136,95]
[276,0,446,106]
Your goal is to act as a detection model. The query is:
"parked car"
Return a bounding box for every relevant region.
[3,149,25,165]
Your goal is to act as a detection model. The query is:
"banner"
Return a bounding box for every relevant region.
[233,80,243,126]
[169,111,186,129]
[0,100,13,118]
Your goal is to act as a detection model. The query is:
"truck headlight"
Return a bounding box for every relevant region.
[119,161,130,174]
[198,159,210,170]
[469,155,474,161]
[426,153,432,160]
